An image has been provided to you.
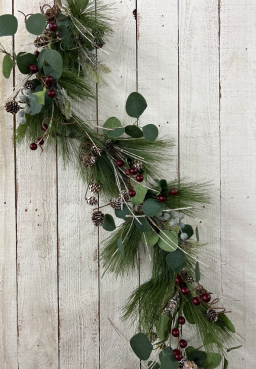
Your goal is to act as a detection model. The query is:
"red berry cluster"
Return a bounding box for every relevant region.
[29,126,48,151]
[171,316,187,361]
[156,187,179,203]
[116,160,144,199]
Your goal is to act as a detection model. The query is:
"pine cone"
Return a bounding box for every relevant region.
[92,210,105,227]
[86,196,98,206]
[110,197,122,210]
[195,285,208,298]
[34,30,52,48]
[180,270,194,284]
[5,100,20,114]
[89,182,101,194]
[133,160,143,171]
[80,152,96,168]
[89,142,103,155]
[206,308,218,322]
[24,81,35,91]
[179,358,188,368]
[120,190,129,202]
[184,361,198,369]
[104,139,115,151]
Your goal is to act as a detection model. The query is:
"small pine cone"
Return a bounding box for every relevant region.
[104,139,115,151]
[184,361,198,369]
[89,182,101,194]
[80,152,96,168]
[86,196,98,206]
[180,270,194,284]
[5,100,20,114]
[179,358,188,368]
[133,160,143,171]
[34,30,52,47]
[92,210,105,227]
[89,142,103,155]
[206,308,218,322]
[24,81,35,91]
[195,285,208,298]
[110,197,122,210]
[120,190,129,202]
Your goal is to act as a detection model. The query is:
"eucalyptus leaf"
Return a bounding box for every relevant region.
[158,230,178,252]
[43,65,61,80]
[185,346,196,358]
[17,52,37,74]
[141,231,159,247]
[115,204,131,220]
[224,358,228,369]
[103,117,122,136]
[29,95,42,115]
[2,54,15,78]
[227,345,242,353]
[41,89,52,112]
[155,314,170,340]
[218,313,236,333]
[125,125,143,138]
[43,49,63,78]
[160,354,178,369]
[130,333,153,361]
[126,92,147,118]
[130,184,147,205]
[195,226,199,242]
[166,249,185,272]
[26,14,46,35]
[37,49,46,70]
[117,238,125,259]
[31,86,46,105]
[56,14,72,27]
[178,224,194,239]
[183,303,195,324]
[189,350,207,367]
[143,124,159,142]
[0,15,18,36]
[142,198,165,217]
[202,352,222,369]
[159,179,168,190]
[103,214,116,231]
[106,127,125,139]
[77,0,90,11]
[195,261,200,282]
[159,347,173,362]
[58,25,73,48]
[135,217,151,232]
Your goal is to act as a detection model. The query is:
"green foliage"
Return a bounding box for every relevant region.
[166,249,186,272]
[17,52,37,74]
[130,184,147,205]
[130,333,153,360]
[103,214,116,231]
[141,231,159,247]
[2,54,15,78]
[58,25,73,48]
[179,224,194,239]
[0,14,18,36]
[142,198,165,216]
[202,352,222,369]
[143,124,159,142]
[125,125,143,138]
[155,314,170,340]
[218,314,236,333]
[26,14,46,35]
[158,230,178,252]
[126,92,147,118]
[195,261,201,282]
[117,238,124,259]
[160,353,178,369]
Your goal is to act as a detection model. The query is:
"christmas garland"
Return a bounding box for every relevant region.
[0,1,241,368]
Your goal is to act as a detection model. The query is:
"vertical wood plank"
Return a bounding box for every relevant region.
[220,1,256,367]
[14,4,58,368]
[97,0,139,367]
[179,0,221,330]
[0,0,18,367]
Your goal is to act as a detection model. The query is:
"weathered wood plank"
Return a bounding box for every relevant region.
[14,3,58,367]
[0,0,18,367]
[220,1,256,367]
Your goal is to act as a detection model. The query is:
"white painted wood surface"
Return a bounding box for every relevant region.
[0,0,255,368]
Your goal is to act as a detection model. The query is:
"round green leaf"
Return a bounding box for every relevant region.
[115,204,131,220]
[189,350,207,367]
[17,52,37,74]
[26,14,46,35]
[125,125,143,138]
[117,238,125,259]
[218,313,235,333]
[166,249,186,272]
[159,347,173,362]
[130,333,153,361]
[155,314,170,340]
[103,117,122,136]
[141,231,159,247]
[202,352,222,369]
[106,127,125,139]
[41,89,52,113]
[142,198,165,217]
[135,218,150,232]
[57,14,72,27]
[183,303,195,324]
[31,86,46,105]
[179,224,194,239]
[29,94,42,115]
[43,49,63,78]
[143,124,159,142]
[77,0,90,11]
[158,230,178,252]
[161,354,178,369]
[2,54,15,78]
[126,92,147,118]
[43,65,60,80]
[103,214,116,231]
[0,15,18,36]
[130,184,147,206]
[185,346,196,358]
[58,25,73,48]
[37,49,46,70]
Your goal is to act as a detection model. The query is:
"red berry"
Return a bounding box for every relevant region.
[172,328,179,337]
[36,137,44,145]
[175,276,182,284]
[181,287,189,295]
[49,21,58,32]
[129,190,136,197]
[178,316,186,325]
[170,188,178,196]
[129,167,138,175]
[41,123,48,131]
[174,352,183,361]
[192,297,201,306]
[173,349,181,356]
[30,143,37,151]
[125,169,130,175]
[116,159,124,167]
[34,50,40,58]
[45,75,54,87]
[157,195,166,202]
[202,293,211,303]
[136,174,143,182]
[29,64,38,74]
[47,89,56,98]
[179,339,187,348]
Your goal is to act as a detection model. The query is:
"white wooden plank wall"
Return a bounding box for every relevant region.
[0,0,255,368]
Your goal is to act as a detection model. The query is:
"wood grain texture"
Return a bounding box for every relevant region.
[220,0,256,367]
[97,0,139,367]
[14,4,58,368]
[0,0,18,367]
[179,0,222,351]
